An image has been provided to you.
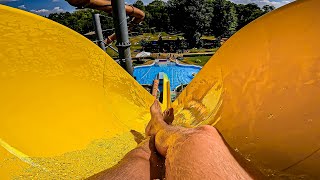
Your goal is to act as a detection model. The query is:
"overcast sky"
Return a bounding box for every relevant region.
[0,0,295,16]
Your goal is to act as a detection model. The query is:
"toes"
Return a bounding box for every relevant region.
[169,108,174,115]
[163,109,169,116]
[155,100,161,109]
[150,100,157,111]
[164,108,174,124]
[150,100,162,113]
[145,121,152,136]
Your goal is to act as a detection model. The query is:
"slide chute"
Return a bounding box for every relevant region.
[0,0,319,179]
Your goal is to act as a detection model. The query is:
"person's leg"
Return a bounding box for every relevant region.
[145,107,174,136]
[87,136,165,180]
[88,102,176,180]
[147,100,261,180]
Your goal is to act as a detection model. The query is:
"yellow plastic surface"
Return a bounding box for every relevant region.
[162,73,171,108]
[0,5,154,179]
[173,0,320,178]
[0,0,320,179]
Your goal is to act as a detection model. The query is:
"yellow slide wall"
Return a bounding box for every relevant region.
[173,0,320,178]
[0,5,154,179]
[0,0,319,179]
[162,73,172,108]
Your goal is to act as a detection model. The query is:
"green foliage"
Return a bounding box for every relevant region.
[262,5,275,13]
[47,0,275,48]
[133,0,145,11]
[182,56,212,66]
[139,39,148,47]
[132,0,170,34]
[234,3,271,30]
[145,0,170,32]
[132,0,147,34]
[206,0,238,37]
[167,0,208,47]
[48,9,113,35]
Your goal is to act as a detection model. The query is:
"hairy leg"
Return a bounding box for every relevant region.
[158,126,256,180]
[145,105,174,136]
[88,100,172,180]
[147,100,260,180]
[87,136,165,180]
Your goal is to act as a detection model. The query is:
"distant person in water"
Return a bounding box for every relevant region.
[88,100,264,180]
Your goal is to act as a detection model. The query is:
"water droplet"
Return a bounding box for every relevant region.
[268,114,274,119]
[245,154,251,161]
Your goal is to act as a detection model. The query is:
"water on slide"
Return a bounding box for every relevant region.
[0,0,319,179]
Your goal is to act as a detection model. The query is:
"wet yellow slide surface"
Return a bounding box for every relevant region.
[0,0,319,179]
[162,73,171,108]
[173,0,320,178]
[0,5,154,179]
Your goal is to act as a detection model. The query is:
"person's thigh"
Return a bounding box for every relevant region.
[165,126,251,180]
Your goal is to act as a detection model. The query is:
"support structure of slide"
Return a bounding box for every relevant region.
[66,0,145,44]
[0,0,319,179]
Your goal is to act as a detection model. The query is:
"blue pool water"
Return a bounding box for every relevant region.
[133,62,202,91]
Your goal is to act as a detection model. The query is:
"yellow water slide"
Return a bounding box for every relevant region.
[0,0,319,179]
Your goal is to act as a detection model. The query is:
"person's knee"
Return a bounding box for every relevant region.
[196,125,218,135]
[174,126,219,152]
[182,125,219,143]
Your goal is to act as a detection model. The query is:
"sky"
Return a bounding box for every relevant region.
[0,0,295,16]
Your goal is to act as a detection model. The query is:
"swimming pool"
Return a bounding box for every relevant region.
[133,61,202,91]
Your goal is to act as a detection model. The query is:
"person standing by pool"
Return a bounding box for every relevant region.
[89,100,263,180]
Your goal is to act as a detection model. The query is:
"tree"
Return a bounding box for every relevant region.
[208,0,237,38]
[133,0,145,11]
[167,0,207,47]
[132,0,148,33]
[262,5,275,13]
[47,9,113,36]
[146,0,170,32]
[235,3,264,30]
[46,0,268,49]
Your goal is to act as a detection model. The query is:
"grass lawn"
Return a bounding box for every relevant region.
[106,45,118,58]
[181,56,213,66]
[189,47,218,53]
[130,32,184,44]
[202,35,216,40]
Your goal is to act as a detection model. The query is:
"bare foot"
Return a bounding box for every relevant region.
[163,108,174,124]
[145,100,168,136]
